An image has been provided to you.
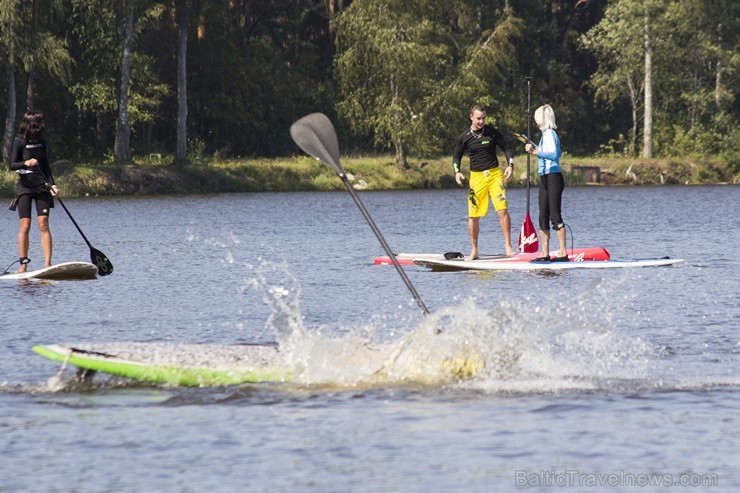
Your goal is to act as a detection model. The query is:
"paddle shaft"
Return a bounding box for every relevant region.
[290,113,430,318]
[526,76,532,212]
[54,196,91,248]
[337,173,430,316]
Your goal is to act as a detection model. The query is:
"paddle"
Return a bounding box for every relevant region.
[289,113,429,317]
[54,197,114,276]
[37,170,113,276]
[517,77,539,253]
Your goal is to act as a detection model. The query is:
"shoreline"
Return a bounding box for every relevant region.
[2,155,736,198]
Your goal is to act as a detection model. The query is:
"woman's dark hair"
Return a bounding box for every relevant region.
[19,111,45,142]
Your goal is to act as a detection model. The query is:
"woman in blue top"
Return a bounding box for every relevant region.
[525,104,567,262]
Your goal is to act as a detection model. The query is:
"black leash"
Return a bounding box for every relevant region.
[2,257,31,275]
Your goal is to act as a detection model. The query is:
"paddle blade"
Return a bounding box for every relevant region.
[512,132,533,146]
[518,212,539,253]
[90,247,114,276]
[290,113,342,174]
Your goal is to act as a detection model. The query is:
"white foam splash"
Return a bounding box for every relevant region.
[248,260,656,392]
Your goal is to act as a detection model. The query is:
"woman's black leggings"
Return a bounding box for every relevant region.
[538,172,565,231]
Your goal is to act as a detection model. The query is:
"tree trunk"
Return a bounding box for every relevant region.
[114,0,134,164]
[175,0,189,166]
[642,5,653,159]
[3,67,17,163]
[626,75,637,157]
[394,135,407,169]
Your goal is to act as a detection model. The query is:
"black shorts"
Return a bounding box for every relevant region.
[16,192,52,219]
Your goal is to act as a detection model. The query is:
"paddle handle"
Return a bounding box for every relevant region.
[338,173,430,316]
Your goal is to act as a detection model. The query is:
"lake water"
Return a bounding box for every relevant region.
[1,185,738,492]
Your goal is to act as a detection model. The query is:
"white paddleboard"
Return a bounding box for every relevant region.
[413,257,684,272]
[0,261,98,280]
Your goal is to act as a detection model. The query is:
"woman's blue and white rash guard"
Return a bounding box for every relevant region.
[537,128,561,175]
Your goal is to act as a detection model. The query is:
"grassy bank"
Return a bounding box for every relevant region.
[1,154,737,198]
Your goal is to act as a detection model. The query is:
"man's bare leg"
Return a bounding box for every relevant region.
[497,209,515,256]
[468,217,480,260]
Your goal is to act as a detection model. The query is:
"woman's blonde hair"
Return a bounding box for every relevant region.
[534,104,557,130]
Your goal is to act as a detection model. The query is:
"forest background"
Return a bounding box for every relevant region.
[1,0,738,195]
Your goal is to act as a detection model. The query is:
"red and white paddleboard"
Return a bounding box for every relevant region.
[374,247,611,266]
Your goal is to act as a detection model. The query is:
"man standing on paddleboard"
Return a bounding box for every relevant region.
[8,111,59,273]
[452,103,515,260]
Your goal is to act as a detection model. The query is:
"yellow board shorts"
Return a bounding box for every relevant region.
[468,167,508,217]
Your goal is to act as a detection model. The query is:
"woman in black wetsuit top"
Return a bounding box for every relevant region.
[8,111,59,273]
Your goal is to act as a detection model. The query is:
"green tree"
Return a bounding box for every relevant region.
[335,0,458,168]
[583,0,738,159]
[657,0,739,157]
[69,0,120,155]
[185,0,333,157]
[69,0,167,161]
[581,0,649,157]
[336,0,522,167]
[1,0,70,160]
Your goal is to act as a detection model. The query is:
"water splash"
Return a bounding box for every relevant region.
[247,260,656,392]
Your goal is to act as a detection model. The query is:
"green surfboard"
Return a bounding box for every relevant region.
[33,342,293,387]
[34,341,487,387]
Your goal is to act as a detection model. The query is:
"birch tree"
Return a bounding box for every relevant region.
[584,0,737,158]
[581,0,646,156]
[174,0,189,166]
[114,0,135,164]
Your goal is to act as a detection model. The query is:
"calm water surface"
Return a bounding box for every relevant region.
[1,185,738,492]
